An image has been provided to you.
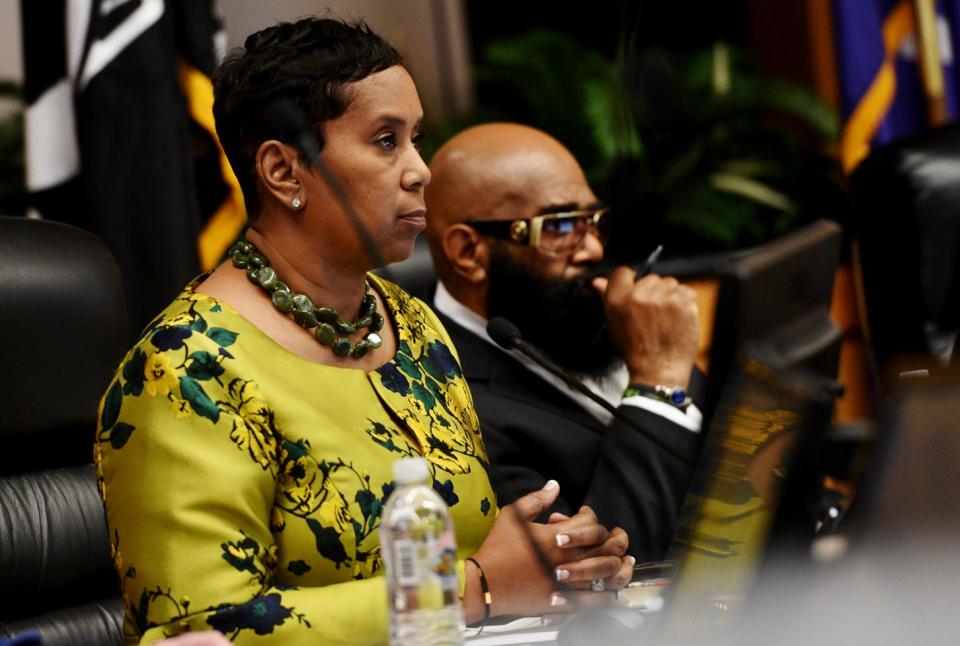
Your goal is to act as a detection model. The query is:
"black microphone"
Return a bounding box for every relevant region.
[487,317,693,466]
[265,100,386,269]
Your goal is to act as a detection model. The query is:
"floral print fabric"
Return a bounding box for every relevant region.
[96,274,496,644]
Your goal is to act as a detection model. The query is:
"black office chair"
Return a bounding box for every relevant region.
[850,123,960,371]
[0,216,127,645]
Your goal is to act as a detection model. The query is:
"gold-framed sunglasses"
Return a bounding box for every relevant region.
[466,206,609,257]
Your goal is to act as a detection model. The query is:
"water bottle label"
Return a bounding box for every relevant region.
[393,539,421,587]
[391,532,460,590]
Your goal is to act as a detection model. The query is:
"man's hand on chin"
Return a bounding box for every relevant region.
[592,267,700,389]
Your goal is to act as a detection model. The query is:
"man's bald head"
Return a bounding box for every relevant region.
[424,123,599,304]
[426,123,591,234]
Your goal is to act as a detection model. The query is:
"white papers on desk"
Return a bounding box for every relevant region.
[466,631,557,645]
[465,616,558,644]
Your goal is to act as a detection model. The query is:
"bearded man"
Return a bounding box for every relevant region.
[424,123,704,561]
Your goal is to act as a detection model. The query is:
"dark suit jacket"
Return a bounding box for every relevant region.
[438,311,704,562]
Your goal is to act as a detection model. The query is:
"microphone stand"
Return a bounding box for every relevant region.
[513,337,623,418]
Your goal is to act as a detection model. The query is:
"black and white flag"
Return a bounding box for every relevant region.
[21,0,245,332]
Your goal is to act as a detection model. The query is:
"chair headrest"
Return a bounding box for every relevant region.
[851,124,960,363]
[0,217,128,455]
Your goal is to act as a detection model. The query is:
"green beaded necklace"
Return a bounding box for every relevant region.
[229,239,385,359]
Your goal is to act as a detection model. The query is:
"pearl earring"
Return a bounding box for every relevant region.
[291,197,302,209]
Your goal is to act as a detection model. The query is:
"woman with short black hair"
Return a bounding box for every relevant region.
[96,17,633,644]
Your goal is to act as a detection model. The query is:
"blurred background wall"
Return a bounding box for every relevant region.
[0,0,473,120]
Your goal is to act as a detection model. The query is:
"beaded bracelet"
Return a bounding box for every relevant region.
[466,557,491,633]
[623,382,692,411]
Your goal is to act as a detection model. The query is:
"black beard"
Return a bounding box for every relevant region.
[486,245,620,379]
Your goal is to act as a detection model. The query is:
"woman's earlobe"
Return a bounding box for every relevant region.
[256,140,303,209]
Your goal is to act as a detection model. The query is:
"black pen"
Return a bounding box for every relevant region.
[592,244,663,344]
[633,244,663,280]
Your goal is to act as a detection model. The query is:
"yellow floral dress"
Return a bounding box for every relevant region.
[95,273,497,645]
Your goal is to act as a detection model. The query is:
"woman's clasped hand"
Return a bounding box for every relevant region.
[464,480,635,621]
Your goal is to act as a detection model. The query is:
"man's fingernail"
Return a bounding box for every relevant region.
[542,479,559,491]
[555,533,570,547]
[550,593,568,607]
[627,556,636,566]
[555,568,570,582]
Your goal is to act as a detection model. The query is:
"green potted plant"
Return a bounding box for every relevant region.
[429,30,850,263]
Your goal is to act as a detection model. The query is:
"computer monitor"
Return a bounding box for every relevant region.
[706,368,960,646]
[702,219,845,428]
[554,220,849,640]
[636,221,845,639]
[653,353,836,638]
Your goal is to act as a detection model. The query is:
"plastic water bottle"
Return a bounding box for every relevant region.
[382,457,464,645]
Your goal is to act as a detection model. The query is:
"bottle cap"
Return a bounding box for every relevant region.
[392,457,429,484]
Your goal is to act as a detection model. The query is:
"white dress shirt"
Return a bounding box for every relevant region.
[433,281,701,433]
